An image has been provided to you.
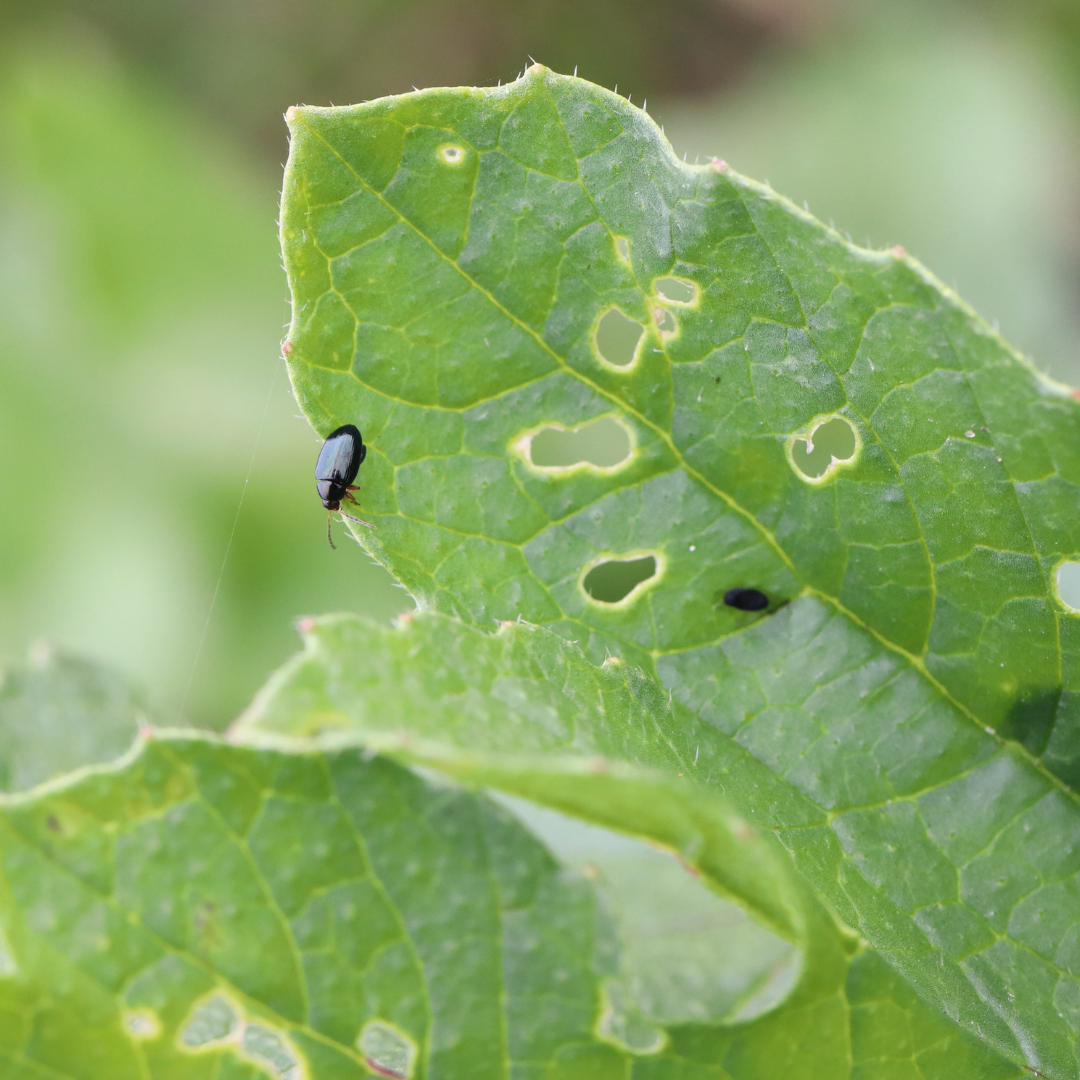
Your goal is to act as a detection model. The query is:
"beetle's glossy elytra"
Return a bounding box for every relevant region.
[316,424,365,509]
[723,587,768,612]
[316,423,374,546]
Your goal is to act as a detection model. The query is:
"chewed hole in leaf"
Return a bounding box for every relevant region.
[243,1024,303,1079]
[595,308,644,369]
[180,994,239,1048]
[790,416,857,479]
[654,306,677,335]
[1057,560,1080,611]
[527,417,632,469]
[614,236,631,264]
[654,276,696,304]
[583,555,658,604]
[358,1021,417,1079]
[436,144,466,165]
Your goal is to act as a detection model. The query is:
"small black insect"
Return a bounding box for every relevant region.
[316,423,374,548]
[723,587,768,612]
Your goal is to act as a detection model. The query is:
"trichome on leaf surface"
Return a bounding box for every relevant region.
[1,67,1078,1080]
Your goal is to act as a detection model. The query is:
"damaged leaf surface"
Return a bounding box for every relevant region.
[278,68,1080,1077]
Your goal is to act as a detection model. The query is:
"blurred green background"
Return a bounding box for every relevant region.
[1,0,1078,728]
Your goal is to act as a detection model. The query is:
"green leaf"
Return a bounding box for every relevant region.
[281,66,1080,761]
[0,646,144,793]
[234,612,808,945]
[280,67,1080,1076]
[232,610,1026,1077]
[0,732,1021,1078]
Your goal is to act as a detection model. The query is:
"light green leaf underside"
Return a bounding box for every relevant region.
[280,68,1080,1076]
[0,733,1018,1080]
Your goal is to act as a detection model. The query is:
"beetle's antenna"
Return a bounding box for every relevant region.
[339,510,376,530]
[327,510,337,549]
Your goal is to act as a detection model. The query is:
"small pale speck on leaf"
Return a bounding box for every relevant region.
[124,1010,161,1040]
[437,144,466,165]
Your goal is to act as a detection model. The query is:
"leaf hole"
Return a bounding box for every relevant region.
[594,308,644,370]
[359,1021,417,1079]
[179,994,239,1048]
[1057,560,1080,611]
[243,1024,303,1079]
[526,417,632,470]
[583,555,658,604]
[790,416,857,480]
[654,306,677,336]
[614,236,631,265]
[436,144,467,165]
[654,276,697,305]
[179,998,303,1078]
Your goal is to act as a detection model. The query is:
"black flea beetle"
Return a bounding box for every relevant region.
[316,423,374,548]
[723,587,768,612]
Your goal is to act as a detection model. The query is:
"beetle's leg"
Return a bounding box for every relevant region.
[343,491,359,504]
[326,510,337,550]
[346,485,360,491]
